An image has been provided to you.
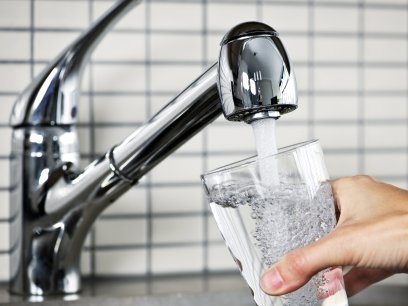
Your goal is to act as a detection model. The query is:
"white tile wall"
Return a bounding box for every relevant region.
[314,6,359,33]
[0,1,30,28]
[365,7,407,34]
[151,246,203,274]
[34,1,89,29]
[0,0,408,288]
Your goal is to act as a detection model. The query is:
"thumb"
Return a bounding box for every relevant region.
[260,230,350,296]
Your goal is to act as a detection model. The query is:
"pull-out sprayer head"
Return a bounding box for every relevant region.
[217,22,297,123]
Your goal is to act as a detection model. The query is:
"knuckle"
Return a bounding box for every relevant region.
[283,249,310,278]
[351,175,374,184]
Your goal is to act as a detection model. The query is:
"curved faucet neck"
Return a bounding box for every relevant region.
[10,0,141,128]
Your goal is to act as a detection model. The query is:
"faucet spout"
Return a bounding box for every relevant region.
[9,0,297,296]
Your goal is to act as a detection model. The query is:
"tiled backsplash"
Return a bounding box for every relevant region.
[1,0,408,284]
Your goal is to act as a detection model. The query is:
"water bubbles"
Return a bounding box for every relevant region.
[209,180,336,306]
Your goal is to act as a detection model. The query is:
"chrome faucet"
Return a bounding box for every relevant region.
[9,0,297,296]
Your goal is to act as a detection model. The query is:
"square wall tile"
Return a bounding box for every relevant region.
[325,153,359,178]
[0,1,30,27]
[207,154,250,171]
[314,96,359,121]
[284,95,309,122]
[283,36,309,63]
[103,186,147,216]
[35,1,89,29]
[364,96,407,120]
[293,66,309,93]
[92,32,146,61]
[314,6,359,33]
[80,249,91,276]
[150,3,202,31]
[207,244,236,271]
[275,124,309,148]
[93,95,147,123]
[151,34,202,62]
[364,67,407,92]
[80,66,91,93]
[93,64,146,92]
[0,160,10,188]
[364,38,407,63]
[150,156,202,183]
[365,153,407,177]
[365,7,407,34]
[94,126,138,154]
[151,186,203,214]
[261,4,309,33]
[0,95,16,124]
[0,64,30,92]
[314,66,358,91]
[0,222,9,251]
[0,128,11,156]
[95,218,147,246]
[34,32,80,61]
[314,0,355,2]
[77,127,91,155]
[0,32,30,60]
[207,215,224,242]
[0,254,9,281]
[95,249,147,275]
[365,0,406,3]
[207,124,255,153]
[207,3,257,31]
[315,124,359,150]
[78,94,91,124]
[0,191,9,219]
[206,33,225,63]
[150,65,203,93]
[364,124,406,149]
[152,216,203,244]
[151,246,203,274]
[314,37,358,62]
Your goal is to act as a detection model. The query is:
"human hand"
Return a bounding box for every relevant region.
[260,175,408,297]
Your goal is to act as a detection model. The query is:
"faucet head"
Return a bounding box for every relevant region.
[217,22,297,123]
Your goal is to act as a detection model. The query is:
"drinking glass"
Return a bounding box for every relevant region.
[201,140,348,306]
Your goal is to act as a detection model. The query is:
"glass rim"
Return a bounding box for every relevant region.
[201,139,319,180]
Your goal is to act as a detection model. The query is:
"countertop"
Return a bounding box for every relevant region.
[1,273,407,306]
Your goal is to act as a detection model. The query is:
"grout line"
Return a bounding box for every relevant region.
[308,0,315,140]
[30,0,35,80]
[406,0,408,189]
[201,0,209,275]
[145,0,153,281]
[358,0,366,174]
[88,0,97,278]
[1,27,408,39]
[3,59,408,67]
[2,89,408,98]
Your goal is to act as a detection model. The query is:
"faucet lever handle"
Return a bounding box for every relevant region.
[9,0,141,128]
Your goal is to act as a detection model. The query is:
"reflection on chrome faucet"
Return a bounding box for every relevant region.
[9,0,297,296]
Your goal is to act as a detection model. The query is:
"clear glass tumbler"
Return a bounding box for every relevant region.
[201,140,348,306]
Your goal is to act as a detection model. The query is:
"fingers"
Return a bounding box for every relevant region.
[260,230,352,295]
[343,267,394,297]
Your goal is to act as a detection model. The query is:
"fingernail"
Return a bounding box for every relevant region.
[260,268,284,293]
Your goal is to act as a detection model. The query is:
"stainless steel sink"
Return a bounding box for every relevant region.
[0,273,407,306]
